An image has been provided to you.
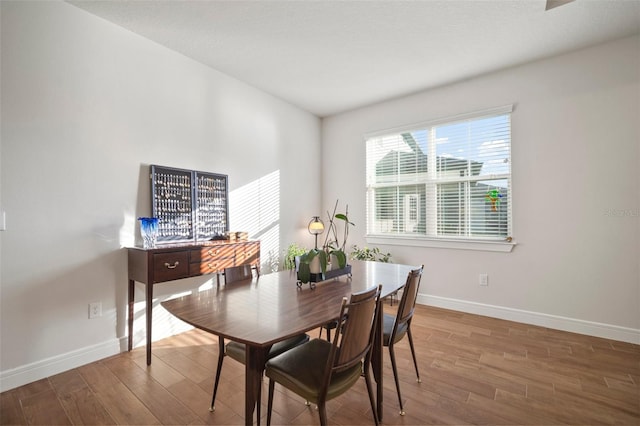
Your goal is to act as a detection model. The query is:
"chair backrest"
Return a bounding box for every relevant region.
[224,264,253,284]
[393,265,424,333]
[330,285,382,372]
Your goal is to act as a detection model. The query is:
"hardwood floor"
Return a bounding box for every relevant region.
[2,305,639,425]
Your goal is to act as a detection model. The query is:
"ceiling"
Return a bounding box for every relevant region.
[68,0,640,117]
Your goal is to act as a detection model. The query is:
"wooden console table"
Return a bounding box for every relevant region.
[127,240,260,365]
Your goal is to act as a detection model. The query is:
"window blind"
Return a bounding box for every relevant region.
[365,106,512,241]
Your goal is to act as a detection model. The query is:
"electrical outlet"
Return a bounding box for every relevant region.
[89,302,102,319]
[479,274,488,286]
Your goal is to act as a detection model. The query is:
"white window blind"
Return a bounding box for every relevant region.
[365,106,512,242]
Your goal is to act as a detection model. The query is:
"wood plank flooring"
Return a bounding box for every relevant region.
[2,305,639,425]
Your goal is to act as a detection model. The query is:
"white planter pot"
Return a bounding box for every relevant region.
[330,254,341,270]
[309,256,322,274]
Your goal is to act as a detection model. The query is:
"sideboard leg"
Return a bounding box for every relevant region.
[128,279,134,351]
[146,283,153,365]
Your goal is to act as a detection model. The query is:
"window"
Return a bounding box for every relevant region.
[365,106,512,246]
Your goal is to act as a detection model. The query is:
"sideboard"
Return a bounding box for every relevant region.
[127,240,260,364]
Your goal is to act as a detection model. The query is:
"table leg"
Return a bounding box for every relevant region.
[146,283,153,365]
[128,279,134,352]
[371,299,384,421]
[245,345,269,426]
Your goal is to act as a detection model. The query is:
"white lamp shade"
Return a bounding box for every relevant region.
[308,217,325,235]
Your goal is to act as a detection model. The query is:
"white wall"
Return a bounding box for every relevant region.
[0,1,321,391]
[322,35,640,343]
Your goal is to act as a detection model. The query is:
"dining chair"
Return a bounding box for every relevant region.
[210,265,310,415]
[384,265,423,415]
[223,263,253,283]
[264,284,383,426]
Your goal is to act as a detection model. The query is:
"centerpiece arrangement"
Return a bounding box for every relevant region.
[296,200,354,289]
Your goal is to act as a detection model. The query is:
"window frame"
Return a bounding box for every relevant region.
[364,105,516,252]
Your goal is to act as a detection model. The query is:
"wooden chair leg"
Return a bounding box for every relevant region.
[363,367,379,426]
[267,379,275,426]
[388,344,405,415]
[407,327,421,382]
[318,402,328,426]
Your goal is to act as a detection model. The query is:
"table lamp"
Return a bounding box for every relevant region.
[308,216,325,249]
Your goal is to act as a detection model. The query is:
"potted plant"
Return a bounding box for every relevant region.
[296,200,354,285]
[350,245,392,263]
[321,200,353,270]
[296,248,328,285]
[283,242,308,270]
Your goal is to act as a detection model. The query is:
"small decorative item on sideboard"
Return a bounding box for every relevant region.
[138,217,159,249]
[225,231,249,241]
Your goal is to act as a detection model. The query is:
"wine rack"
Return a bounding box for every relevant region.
[150,165,228,244]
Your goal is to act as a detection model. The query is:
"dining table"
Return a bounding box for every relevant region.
[161,260,419,425]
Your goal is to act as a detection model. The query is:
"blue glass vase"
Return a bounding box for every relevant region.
[138,217,159,249]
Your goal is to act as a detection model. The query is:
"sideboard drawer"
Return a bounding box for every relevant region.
[191,245,235,263]
[191,257,236,275]
[236,242,260,266]
[153,252,190,282]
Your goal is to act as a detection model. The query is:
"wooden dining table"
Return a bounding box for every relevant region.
[161,260,418,425]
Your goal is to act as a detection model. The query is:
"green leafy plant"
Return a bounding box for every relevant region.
[297,248,327,284]
[350,245,392,263]
[283,243,308,270]
[329,249,347,269]
[321,200,354,269]
[296,200,355,283]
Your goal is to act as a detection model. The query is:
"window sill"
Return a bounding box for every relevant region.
[365,235,516,253]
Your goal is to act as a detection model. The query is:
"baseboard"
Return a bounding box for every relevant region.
[417,294,640,345]
[0,337,125,393]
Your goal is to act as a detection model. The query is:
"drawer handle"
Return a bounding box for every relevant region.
[164,261,180,269]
